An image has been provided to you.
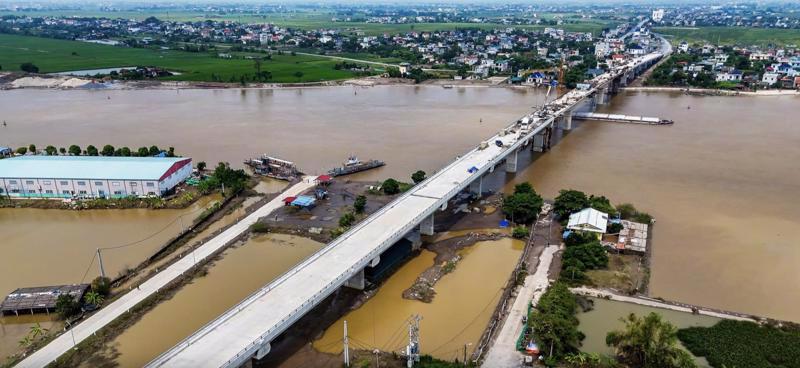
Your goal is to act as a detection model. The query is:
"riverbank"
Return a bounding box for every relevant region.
[623,86,800,96]
[0,73,542,92]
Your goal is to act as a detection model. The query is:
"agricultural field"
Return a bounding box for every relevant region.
[678,320,800,368]
[0,34,361,83]
[655,26,800,46]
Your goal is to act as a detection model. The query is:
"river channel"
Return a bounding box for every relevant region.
[0,85,797,363]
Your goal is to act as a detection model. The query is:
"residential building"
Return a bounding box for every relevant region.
[567,208,609,234]
[0,156,192,199]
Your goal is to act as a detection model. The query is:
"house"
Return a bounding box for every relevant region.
[0,147,11,157]
[567,208,609,234]
[0,156,192,199]
[762,72,780,85]
[715,69,742,82]
[526,71,546,84]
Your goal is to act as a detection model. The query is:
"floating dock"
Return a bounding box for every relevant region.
[573,112,673,125]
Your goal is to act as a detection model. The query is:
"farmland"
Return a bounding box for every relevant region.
[0,34,361,83]
[678,320,800,368]
[655,26,800,46]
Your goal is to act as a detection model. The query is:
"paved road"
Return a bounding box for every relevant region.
[293,52,455,73]
[16,178,317,368]
[482,244,558,368]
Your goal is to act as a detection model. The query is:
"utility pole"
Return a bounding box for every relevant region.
[406,314,422,368]
[343,320,350,367]
[96,248,106,278]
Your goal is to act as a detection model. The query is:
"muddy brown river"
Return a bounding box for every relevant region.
[0,86,797,363]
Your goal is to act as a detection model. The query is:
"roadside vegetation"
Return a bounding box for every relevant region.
[501,182,544,224]
[678,320,800,368]
[6,143,176,158]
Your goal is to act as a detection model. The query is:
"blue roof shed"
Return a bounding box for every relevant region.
[290,195,316,208]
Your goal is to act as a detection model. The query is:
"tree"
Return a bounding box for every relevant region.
[354,195,366,214]
[68,145,81,156]
[411,170,426,184]
[167,147,175,157]
[83,291,104,307]
[137,146,149,156]
[55,294,81,319]
[86,145,99,156]
[20,62,39,73]
[565,231,598,247]
[45,145,57,155]
[59,147,66,155]
[28,144,36,153]
[589,195,616,217]
[616,203,637,220]
[529,282,583,359]
[197,161,207,171]
[554,189,589,219]
[101,144,115,156]
[382,178,401,195]
[16,147,27,155]
[606,313,697,368]
[148,145,161,156]
[91,276,111,296]
[120,146,131,156]
[502,183,544,224]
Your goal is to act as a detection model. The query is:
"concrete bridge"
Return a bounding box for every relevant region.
[145,52,667,368]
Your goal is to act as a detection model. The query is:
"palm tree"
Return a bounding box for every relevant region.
[29,323,48,340]
[84,291,104,307]
[606,312,697,368]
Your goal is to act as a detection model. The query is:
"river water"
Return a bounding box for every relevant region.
[107,233,323,367]
[504,91,800,322]
[0,85,797,362]
[314,238,524,361]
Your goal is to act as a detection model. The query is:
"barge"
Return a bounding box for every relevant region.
[244,154,301,181]
[328,156,385,177]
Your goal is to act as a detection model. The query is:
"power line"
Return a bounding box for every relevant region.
[99,204,208,251]
[428,287,503,354]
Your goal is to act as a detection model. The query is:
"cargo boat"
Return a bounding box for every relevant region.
[243,154,301,181]
[328,156,385,177]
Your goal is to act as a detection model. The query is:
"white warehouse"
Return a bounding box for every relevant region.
[0,156,193,199]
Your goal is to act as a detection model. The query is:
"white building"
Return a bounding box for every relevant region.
[652,9,665,22]
[762,72,780,85]
[715,70,742,82]
[567,208,609,234]
[0,156,192,199]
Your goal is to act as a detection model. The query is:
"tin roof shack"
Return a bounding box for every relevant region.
[1,284,89,316]
[289,195,317,210]
[567,208,609,234]
[615,220,648,254]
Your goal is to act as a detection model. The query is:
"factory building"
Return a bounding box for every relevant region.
[0,156,192,199]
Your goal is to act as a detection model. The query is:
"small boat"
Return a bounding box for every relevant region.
[328,156,385,177]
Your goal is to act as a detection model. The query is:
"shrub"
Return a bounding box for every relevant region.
[55,294,81,319]
[354,195,366,214]
[607,222,623,234]
[512,226,528,239]
[411,170,426,184]
[339,212,356,228]
[565,231,597,247]
[382,178,400,195]
[250,222,269,233]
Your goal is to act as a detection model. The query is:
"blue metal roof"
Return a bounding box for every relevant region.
[290,195,316,207]
[0,156,190,181]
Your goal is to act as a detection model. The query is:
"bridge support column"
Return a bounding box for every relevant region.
[404,230,422,251]
[559,111,573,131]
[344,269,366,290]
[420,214,435,236]
[596,88,608,105]
[255,341,271,360]
[505,149,518,173]
[532,133,547,152]
[469,175,483,197]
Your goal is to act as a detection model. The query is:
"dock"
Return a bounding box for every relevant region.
[1,284,88,316]
[573,112,673,125]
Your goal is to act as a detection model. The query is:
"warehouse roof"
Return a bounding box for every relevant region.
[0,156,191,181]
[567,208,609,234]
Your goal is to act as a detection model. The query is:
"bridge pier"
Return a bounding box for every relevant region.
[420,214,435,236]
[505,149,518,173]
[559,111,573,131]
[255,341,271,360]
[404,230,422,251]
[344,268,366,290]
[596,87,608,105]
[469,175,483,197]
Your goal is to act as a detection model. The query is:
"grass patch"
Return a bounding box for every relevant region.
[0,34,359,82]
[678,320,800,368]
[585,253,644,294]
[655,26,800,46]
